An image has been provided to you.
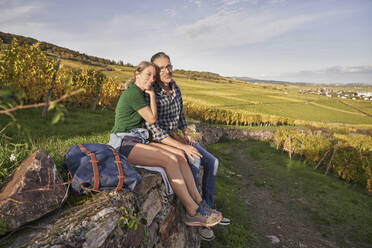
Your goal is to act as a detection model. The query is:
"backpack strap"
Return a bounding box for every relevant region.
[77,144,100,191]
[107,146,125,191]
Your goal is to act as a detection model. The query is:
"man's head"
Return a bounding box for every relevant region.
[151,52,173,84]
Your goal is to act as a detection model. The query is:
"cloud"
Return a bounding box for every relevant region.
[269,65,372,84]
[221,0,254,5]
[188,0,202,8]
[164,8,177,17]
[324,65,372,74]
[0,2,41,23]
[172,9,329,50]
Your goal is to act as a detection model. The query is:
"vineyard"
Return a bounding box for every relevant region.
[0,38,372,193]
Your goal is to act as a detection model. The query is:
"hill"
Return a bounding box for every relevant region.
[1,31,372,127]
[0,31,124,67]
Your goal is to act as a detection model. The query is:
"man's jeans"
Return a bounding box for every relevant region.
[186,144,219,208]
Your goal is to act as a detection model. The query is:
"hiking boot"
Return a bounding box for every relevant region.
[184,205,222,227]
[198,227,215,241]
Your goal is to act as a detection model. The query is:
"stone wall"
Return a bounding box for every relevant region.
[190,121,275,145]
[4,169,200,248]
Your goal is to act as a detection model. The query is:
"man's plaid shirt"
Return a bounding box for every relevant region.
[145,81,187,141]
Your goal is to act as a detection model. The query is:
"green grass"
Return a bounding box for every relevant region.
[0,107,115,184]
[201,143,255,248]
[238,140,372,247]
[200,140,372,247]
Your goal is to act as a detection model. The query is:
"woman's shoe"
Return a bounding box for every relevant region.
[200,200,231,225]
[184,205,222,227]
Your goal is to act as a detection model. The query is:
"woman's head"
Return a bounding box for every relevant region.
[134,61,156,91]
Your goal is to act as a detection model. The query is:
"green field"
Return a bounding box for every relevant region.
[174,78,372,126]
[58,59,372,127]
[52,54,372,127]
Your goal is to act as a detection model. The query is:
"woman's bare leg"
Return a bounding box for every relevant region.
[127,143,199,215]
[148,142,203,205]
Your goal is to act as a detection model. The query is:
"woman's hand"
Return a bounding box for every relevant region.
[181,144,202,160]
[144,87,155,96]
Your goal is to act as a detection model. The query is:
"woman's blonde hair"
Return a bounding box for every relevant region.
[122,61,156,90]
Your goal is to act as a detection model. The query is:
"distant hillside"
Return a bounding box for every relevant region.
[173,69,234,83]
[234,76,313,86]
[234,77,372,88]
[0,31,129,67]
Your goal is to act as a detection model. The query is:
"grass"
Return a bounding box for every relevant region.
[0,107,115,184]
[201,143,255,248]
[238,140,372,247]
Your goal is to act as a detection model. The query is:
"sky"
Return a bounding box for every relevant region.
[0,0,371,84]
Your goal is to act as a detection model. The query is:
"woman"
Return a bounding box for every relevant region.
[109,61,221,227]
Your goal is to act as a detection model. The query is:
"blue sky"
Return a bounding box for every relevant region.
[0,0,371,84]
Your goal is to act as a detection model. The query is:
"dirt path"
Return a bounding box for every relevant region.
[225,144,339,248]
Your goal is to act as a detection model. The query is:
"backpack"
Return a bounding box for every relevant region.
[64,144,141,194]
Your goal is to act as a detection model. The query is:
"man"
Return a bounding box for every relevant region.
[146,52,230,241]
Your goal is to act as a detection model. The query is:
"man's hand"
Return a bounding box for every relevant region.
[184,134,197,146]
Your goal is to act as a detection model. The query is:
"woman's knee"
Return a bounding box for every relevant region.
[164,153,180,168]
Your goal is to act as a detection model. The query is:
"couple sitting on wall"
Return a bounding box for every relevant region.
[108,52,230,241]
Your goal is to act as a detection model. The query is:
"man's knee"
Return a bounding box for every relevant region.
[213,158,219,176]
[187,155,201,169]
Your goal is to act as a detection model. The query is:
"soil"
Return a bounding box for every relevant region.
[224,144,341,248]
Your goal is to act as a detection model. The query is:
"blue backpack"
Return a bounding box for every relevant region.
[64,144,141,194]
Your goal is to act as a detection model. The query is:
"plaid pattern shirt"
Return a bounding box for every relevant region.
[145,81,187,141]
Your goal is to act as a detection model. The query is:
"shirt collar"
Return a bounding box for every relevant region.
[155,80,175,96]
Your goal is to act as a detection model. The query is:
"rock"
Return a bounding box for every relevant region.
[141,190,162,226]
[166,223,187,247]
[159,206,176,242]
[0,150,66,232]
[299,242,308,248]
[134,173,161,196]
[266,235,280,244]
[82,208,120,248]
[148,221,159,247]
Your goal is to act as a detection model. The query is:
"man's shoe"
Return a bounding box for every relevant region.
[219,217,231,225]
[198,227,215,241]
[184,206,222,227]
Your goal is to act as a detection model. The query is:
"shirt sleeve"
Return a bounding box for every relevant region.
[127,86,148,111]
[146,121,169,142]
[176,85,188,130]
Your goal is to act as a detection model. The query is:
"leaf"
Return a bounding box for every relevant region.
[0,90,12,97]
[48,103,56,111]
[51,112,62,125]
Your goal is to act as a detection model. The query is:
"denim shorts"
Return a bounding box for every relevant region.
[120,136,142,157]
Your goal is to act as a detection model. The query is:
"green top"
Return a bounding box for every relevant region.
[111,83,148,133]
